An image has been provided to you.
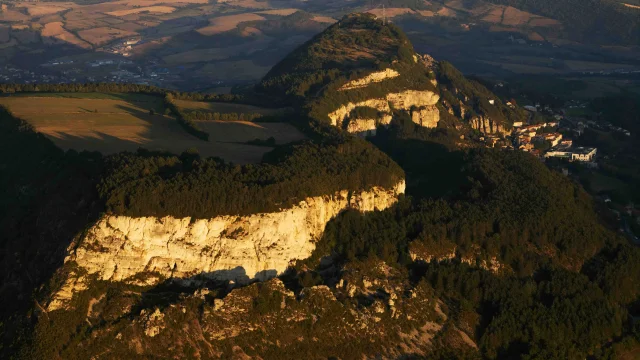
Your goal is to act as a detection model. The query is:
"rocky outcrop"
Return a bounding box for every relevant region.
[328,98,390,127]
[139,308,165,338]
[410,241,506,274]
[48,181,406,310]
[328,90,440,132]
[339,68,400,91]
[387,90,439,110]
[346,114,393,137]
[470,115,510,136]
[411,105,440,128]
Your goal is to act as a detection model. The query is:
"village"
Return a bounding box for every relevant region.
[483,100,638,243]
[480,100,632,164]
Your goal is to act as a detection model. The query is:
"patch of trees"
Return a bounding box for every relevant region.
[0,83,166,95]
[532,138,551,151]
[437,61,527,129]
[182,110,263,122]
[349,106,382,120]
[163,94,209,141]
[418,262,628,359]
[168,91,241,103]
[591,94,640,134]
[98,136,404,218]
[246,137,276,147]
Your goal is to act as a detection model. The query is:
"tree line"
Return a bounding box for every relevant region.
[163,94,209,141]
[182,110,263,122]
[98,134,404,218]
[0,83,242,102]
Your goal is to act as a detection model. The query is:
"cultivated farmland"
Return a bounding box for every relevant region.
[174,99,288,115]
[0,94,304,164]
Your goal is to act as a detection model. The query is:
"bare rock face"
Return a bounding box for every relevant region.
[386,90,439,110]
[411,105,440,128]
[339,68,400,91]
[346,114,393,137]
[139,308,165,338]
[328,90,440,132]
[470,115,510,136]
[48,181,406,310]
[328,98,390,127]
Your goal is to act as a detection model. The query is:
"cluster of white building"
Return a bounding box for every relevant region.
[512,121,597,162]
[545,147,597,162]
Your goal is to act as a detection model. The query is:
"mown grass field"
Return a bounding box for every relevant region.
[0,94,305,164]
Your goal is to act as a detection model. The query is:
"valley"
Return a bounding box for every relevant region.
[0,0,638,91]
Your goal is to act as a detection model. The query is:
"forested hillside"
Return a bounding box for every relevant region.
[259,13,418,104]
[312,138,618,274]
[436,61,526,130]
[298,131,640,358]
[259,13,523,133]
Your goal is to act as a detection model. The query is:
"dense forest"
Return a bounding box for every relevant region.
[98,135,404,218]
[297,129,639,359]
[310,141,617,273]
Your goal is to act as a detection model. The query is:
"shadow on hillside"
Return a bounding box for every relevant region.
[370,134,468,200]
[27,101,298,163]
[35,100,204,156]
[130,267,279,313]
[0,107,104,356]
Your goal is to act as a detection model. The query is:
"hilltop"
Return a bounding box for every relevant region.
[260,13,526,138]
[260,13,417,101]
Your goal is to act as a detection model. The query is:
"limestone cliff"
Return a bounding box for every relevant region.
[345,114,393,137]
[411,105,440,128]
[328,90,440,132]
[386,90,439,110]
[470,115,510,136]
[339,68,400,91]
[328,98,390,127]
[48,181,406,310]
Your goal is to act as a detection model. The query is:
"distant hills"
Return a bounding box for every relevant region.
[479,0,640,44]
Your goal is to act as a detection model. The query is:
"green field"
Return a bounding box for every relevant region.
[0,95,305,164]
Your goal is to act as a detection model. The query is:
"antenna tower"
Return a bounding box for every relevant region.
[382,4,386,25]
